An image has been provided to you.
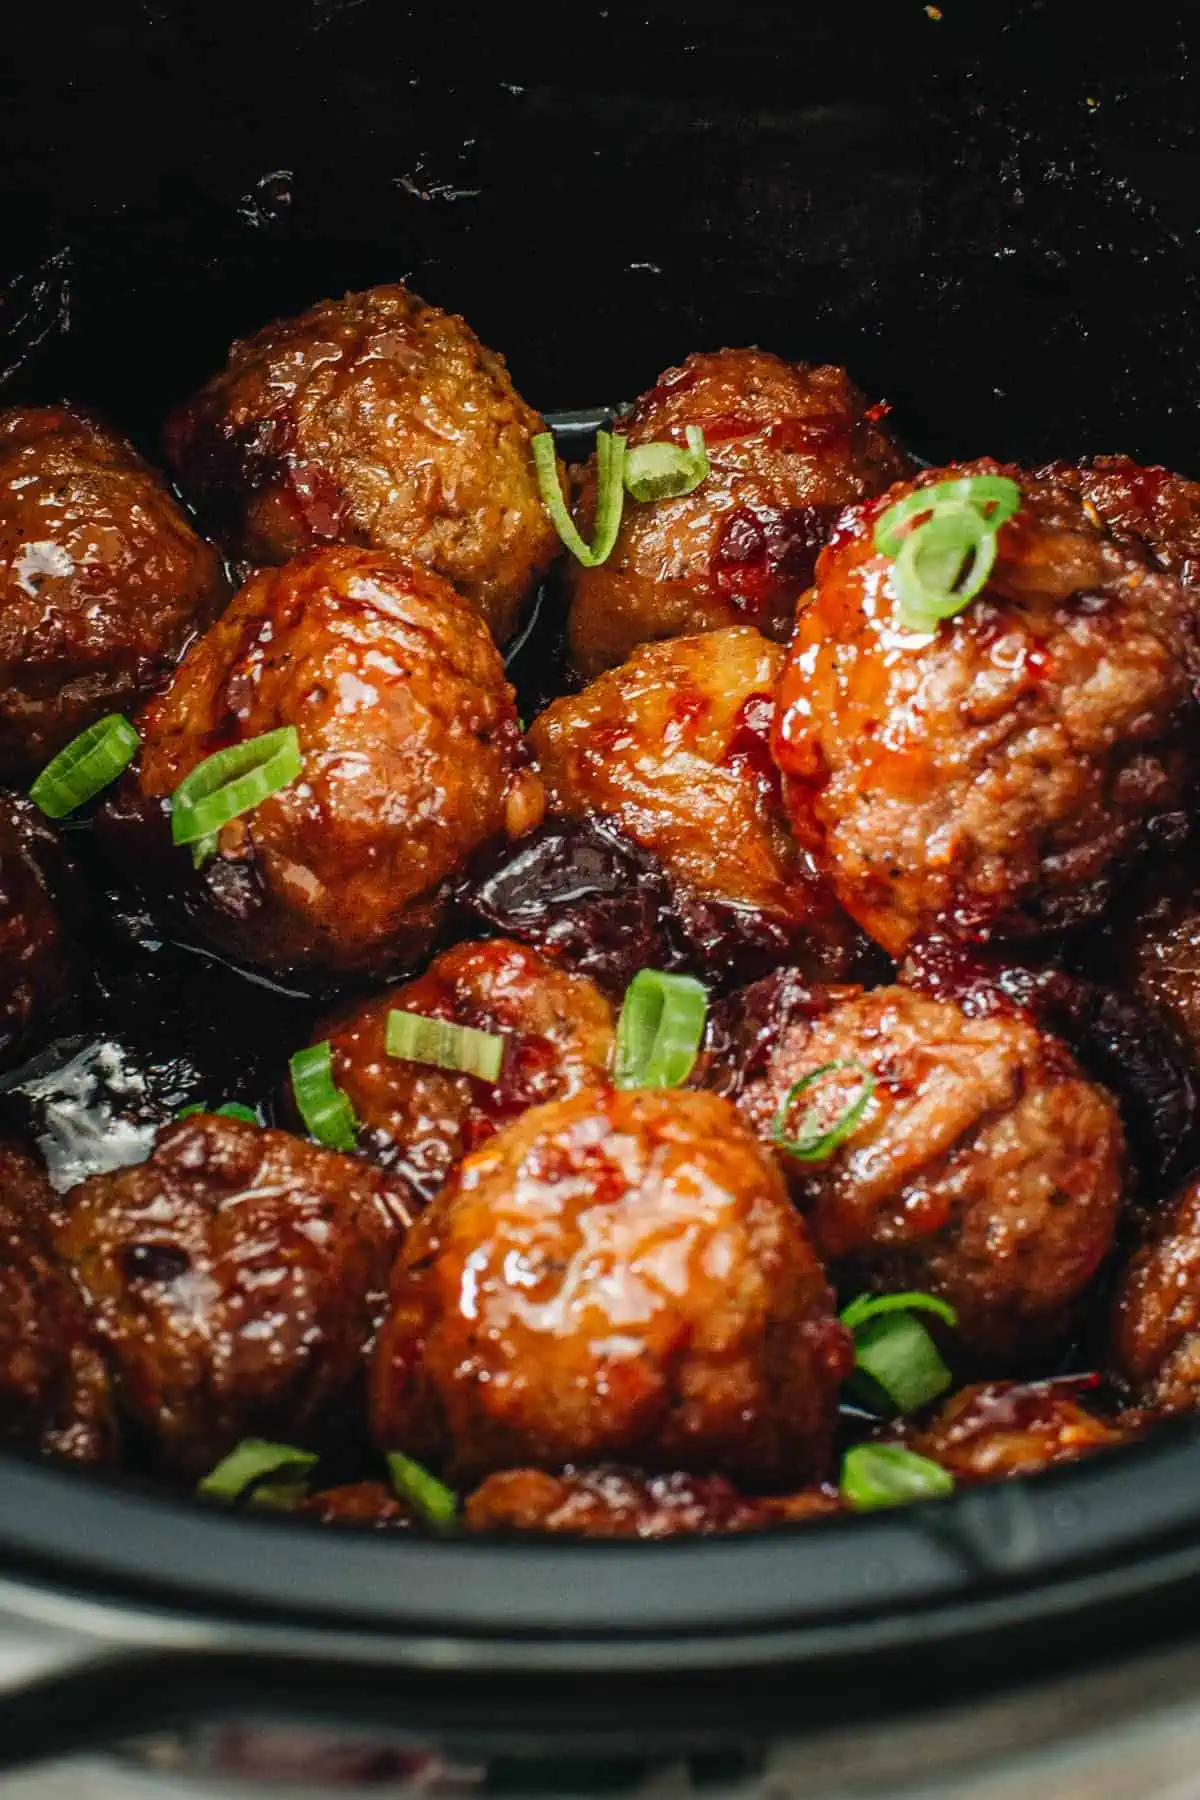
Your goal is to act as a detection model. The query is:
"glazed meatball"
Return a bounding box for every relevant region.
[566,350,913,675]
[371,1088,852,1486]
[0,793,73,1066]
[1111,1173,1200,1416]
[104,546,543,978]
[900,1380,1130,1482]
[0,1142,117,1463]
[730,983,1126,1358]
[53,1115,407,1476]
[316,938,614,1204]
[164,284,558,643]
[529,628,860,979]
[465,1466,841,1539]
[1092,846,1200,1066]
[773,460,1200,957]
[1037,456,1200,590]
[0,405,228,777]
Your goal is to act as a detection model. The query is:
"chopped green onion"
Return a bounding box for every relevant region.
[771,1060,875,1162]
[289,1041,359,1151]
[840,1291,958,1332]
[386,1452,459,1529]
[613,969,707,1090]
[840,1444,955,1512]
[198,1438,318,1503]
[175,1101,261,1124]
[873,474,1022,556]
[385,1011,506,1083]
[624,426,710,503]
[533,429,627,567]
[873,474,1022,633]
[847,1313,953,1415]
[29,714,139,819]
[170,725,303,865]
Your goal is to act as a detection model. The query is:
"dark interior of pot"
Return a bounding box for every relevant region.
[3,0,1200,1772]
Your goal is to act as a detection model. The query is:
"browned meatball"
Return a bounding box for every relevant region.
[0,1142,117,1463]
[297,1481,415,1530]
[465,1466,842,1539]
[1111,1173,1200,1415]
[164,284,558,643]
[528,628,862,978]
[0,405,228,777]
[1037,456,1200,589]
[371,1088,852,1487]
[1093,846,1200,1065]
[316,938,614,1203]
[731,984,1126,1357]
[900,1379,1131,1482]
[0,793,73,1066]
[104,546,544,979]
[773,460,1200,958]
[53,1115,408,1476]
[567,350,913,675]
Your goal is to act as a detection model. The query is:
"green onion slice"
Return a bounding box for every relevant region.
[840,1291,958,1332]
[175,1101,260,1124]
[385,1011,506,1083]
[29,714,139,819]
[846,1312,953,1416]
[624,426,710,503]
[198,1438,318,1503]
[873,474,1021,556]
[841,1443,955,1511]
[387,1451,459,1529]
[872,474,1022,633]
[533,429,627,567]
[170,725,303,864]
[613,969,707,1090]
[289,1041,359,1152]
[771,1060,875,1162]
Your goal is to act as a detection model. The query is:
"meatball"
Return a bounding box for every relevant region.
[316,938,614,1204]
[730,983,1126,1357]
[772,460,1200,957]
[566,350,913,675]
[53,1114,407,1476]
[370,1087,852,1486]
[164,283,558,643]
[1093,846,1200,1066]
[528,628,861,980]
[104,546,543,979]
[297,1481,415,1530]
[1037,456,1200,590]
[0,1142,117,1462]
[1111,1172,1200,1416]
[900,1379,1130,1482]
[0,405,228,777]
[465,1465,841,1539]
[0,793,74,1066]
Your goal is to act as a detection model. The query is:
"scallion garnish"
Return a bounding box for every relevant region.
[29,714,139,819]
[624,426,709,503]
[175,1101,261,1124]
[385,1011,506,1083]
[840,1291,958,1332]
[873,473,1022,632]
[386,1451,459,1529]
[170,725,303,867]
[197,1438,318,1503]
[840,1443,955,1512]
[533,429,626,567]
[771,1060,875,1162]
[840,1291,957,1416]
[613,969,707,1090]
[289,1041,359,1152]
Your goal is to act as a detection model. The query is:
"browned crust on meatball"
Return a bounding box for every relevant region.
[315,938,614,1204]
[899,1379,1131,1482]
[464,1465,841,1539]
[0,793,74,1067]
[297,1480,415,1530]
[567,351,913,675]
[164,284,558,643]
[0,1142,117,1463]
[1037,456,1200,590]
[370,1087,852,1487]
[732,984,1127,1358]
[0,405,229,776]
[53,1115,408,1476]
[1093,845,1200,1065]
[528,627,859,971]
[105,545,543,978]
[1111,1173,1200,1415]
[772,460,1200,957]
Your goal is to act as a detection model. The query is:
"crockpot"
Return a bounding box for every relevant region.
[2,3,1200,1793]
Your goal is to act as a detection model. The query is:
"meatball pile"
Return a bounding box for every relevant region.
[3,285,1200,1545]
